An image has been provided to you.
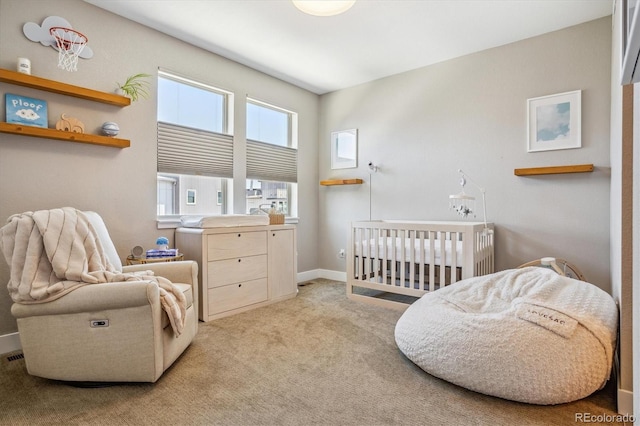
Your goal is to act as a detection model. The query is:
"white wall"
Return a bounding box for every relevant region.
[0,0,319,336]
[318,18,612,292]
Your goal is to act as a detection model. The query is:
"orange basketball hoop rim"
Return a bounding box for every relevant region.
[50,26,88,51]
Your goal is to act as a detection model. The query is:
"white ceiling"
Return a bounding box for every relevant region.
[85,0,613,95]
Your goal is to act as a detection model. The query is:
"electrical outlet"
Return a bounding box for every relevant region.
[338,249,345,259]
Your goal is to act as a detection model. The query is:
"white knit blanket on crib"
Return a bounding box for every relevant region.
[0,208,186,336]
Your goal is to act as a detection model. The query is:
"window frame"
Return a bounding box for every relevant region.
[156,72,300,227]
[245,98,298,218]
[157,71,234,223]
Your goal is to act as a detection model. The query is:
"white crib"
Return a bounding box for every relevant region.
[347,220,494,310]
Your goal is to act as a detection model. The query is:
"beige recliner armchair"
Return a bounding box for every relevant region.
[6,211,198,383]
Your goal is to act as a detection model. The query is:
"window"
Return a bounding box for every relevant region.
[157,175,178,215]
[246,99,298,216]
[157,71,233,217]
[186,189,197,205]
[158,73,226,133]
[157,173,227,216]
[246,179,290,215]
[247,101,290,146]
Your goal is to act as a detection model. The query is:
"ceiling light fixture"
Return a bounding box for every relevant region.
[292,0,356,17]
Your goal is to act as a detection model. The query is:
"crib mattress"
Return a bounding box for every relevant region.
[355,237,464,267]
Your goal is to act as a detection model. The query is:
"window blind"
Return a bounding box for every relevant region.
[246,139,298,183]
[157,121,233,178]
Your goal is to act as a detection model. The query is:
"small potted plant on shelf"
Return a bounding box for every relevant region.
[116,73,151,101]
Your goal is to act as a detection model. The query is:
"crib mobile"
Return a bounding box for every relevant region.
[517,257,585,281]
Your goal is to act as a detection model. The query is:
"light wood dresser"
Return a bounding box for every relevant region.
[175,224,297,321]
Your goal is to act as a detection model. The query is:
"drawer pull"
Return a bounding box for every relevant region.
[237,233,241,237]
[238,283,242,288]
[238,258,241,263]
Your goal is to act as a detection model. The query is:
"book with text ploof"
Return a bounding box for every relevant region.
[6,93,48,128]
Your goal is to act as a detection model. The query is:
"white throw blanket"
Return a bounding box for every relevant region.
[0,208,186,336]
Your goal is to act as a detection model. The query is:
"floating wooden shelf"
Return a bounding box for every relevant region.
[514,164,594,176]
[0,68,131,107]
[320,179,364,186]
[0,122,130,148]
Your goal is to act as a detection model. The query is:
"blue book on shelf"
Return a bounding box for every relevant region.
[5,93,48,128]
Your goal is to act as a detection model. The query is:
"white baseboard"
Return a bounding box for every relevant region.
[297,269,320,283]
[617,388,634,415]
[0,332,21,355]
[297,269,346,283]
[318,269,347,282]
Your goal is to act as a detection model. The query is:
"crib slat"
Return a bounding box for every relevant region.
[391,229,397,286]
[428,231,436,291]
[382,229,388,284]
[418,231,425,291]
[364,227,371,281]
[363,228,370,281]
[476,231,483,276]
[450,231,458,284]
[477,230,483,276]
[399,230,406,288]
[376,228,381,280]
[357,227,363,279]
[439,233,446,287]
[408,230,415,289]
[372,228,377,281]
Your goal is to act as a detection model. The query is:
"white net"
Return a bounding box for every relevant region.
[50,27,87,72]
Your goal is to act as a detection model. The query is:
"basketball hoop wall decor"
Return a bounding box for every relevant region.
[50,27,88,72]
[23,16,93,72]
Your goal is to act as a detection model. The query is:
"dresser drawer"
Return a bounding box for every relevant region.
[207,231,267,261]
[207,278,268,315]
[208,255,267,288]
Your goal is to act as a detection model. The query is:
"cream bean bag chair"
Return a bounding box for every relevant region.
[394,267,618,405]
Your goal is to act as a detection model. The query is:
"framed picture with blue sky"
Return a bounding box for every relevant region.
[527,90,581,152]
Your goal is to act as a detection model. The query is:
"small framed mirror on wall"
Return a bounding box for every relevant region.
[331,129,358,169]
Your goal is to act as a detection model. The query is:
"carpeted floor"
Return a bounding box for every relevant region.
[0,279,622,425]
